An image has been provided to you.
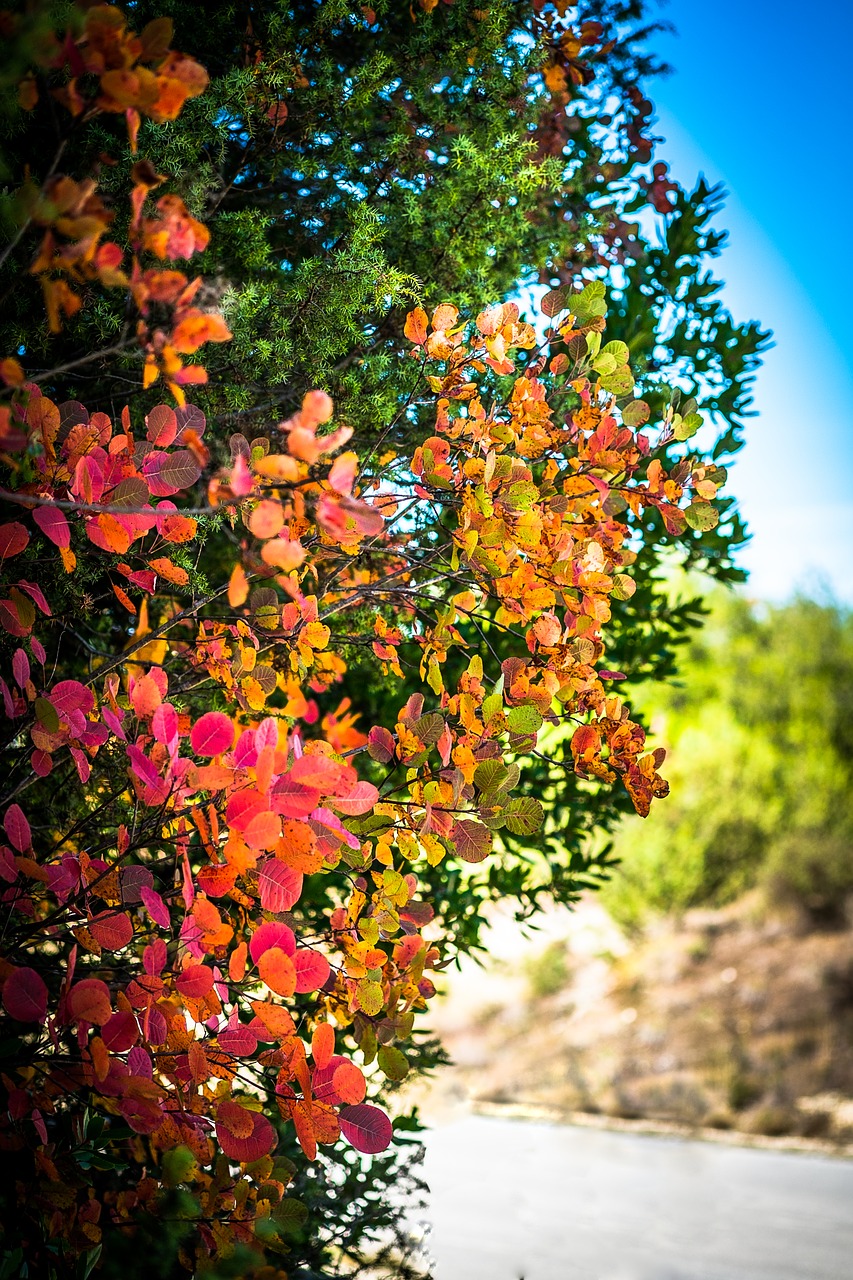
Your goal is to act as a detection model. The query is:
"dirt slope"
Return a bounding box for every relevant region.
[420,896,853,1144]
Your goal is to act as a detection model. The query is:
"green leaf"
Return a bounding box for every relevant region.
[591,352,617,376]
[600,365,635,395]
[504,797,544,836]
[600,339,629,364]
[271,1198,309,1234]
[674,412,703,441]
[622,399,650,427]
[473,759,510,796]
[684,501,719,531]
[506,481,538,511]
[611,574,636,601]
[35,696,59,734]
[481,691,503,724]
[412,712,445,744]
[574,281,607,322]
[507,705,543,735]
[377,1045,409,1081]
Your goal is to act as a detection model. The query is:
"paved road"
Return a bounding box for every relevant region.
[419,1116,853,1280]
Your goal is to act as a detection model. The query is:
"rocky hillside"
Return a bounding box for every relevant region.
[418,896,853,1146]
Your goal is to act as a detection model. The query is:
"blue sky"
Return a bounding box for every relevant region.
[646,0,853,601]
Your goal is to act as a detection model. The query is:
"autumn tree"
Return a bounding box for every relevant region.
[0,2,768,1277]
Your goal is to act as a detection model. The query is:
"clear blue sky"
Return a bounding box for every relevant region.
[645,0,853,601]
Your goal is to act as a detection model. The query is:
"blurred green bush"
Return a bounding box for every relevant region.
[603,593,853,929]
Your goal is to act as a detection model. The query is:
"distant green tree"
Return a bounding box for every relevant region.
[603,594,853,929]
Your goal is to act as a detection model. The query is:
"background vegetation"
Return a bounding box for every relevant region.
[603,592,853,930]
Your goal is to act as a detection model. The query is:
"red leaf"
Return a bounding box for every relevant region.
[102,1010,139,1052]
[4,803,31,852]
[249,920,295,964]
[217,1023,258,1056]
[68,978,112,1025]
[367,726,395,763]
[190,711,234,756]
[257,859,302,912]
[0,522,29,559]
[452,818,492,863]
[294,948,331,993]
[2,967,48,1023]
[269,774,321,818]
[339,1104,393,1154]
[89,910,133,951]
[176,965,214,998]
[216,1104,277,1162]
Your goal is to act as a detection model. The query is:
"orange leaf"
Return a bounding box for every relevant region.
[260,538,306,572]
[258,947,297,997]
[312,1022,335,1069]
[404,307,428,346]
[228,563,249,607]
[112,582,136,613]
[148,557,189,585]
[276,820,324,874]
[248,499,284,540]
[171,312,231,354]
[250,1000,296,1040]
[228,941,248,983]
[289,1098,317,1161]
[332,1060,366,1104]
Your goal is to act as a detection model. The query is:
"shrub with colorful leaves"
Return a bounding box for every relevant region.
[0,3,746,1276]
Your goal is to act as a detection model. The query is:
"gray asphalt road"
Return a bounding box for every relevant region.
[419,1116,853,1280]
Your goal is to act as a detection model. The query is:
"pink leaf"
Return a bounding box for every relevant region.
[140,887,171,928]
[32,505,71,549]
[50,680,94,716]
[294,948,331,993]
[143,938,167,975]
[126,744,162,790]
[2,967,48,1023]
[339,1104,393,1155]
[4,803,31,852]
[12,649,30,689]
[32,1107,48,1143]
[257,859,302,913]
[190,711,234,757]
[152,702,179,751]
[331,781,378,816]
